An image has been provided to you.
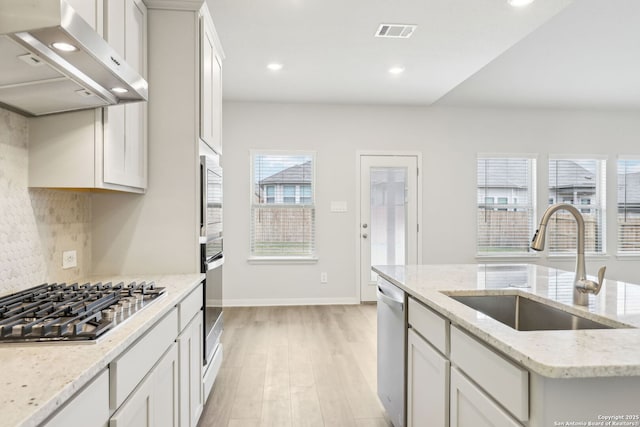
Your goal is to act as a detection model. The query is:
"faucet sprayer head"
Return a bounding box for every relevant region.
[530,224,546,251]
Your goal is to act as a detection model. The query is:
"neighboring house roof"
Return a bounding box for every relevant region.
[260,161,312,185]
[478,159,598,190]
[618,171,640,205]
[549,160,595,189]
[478,158,529,188]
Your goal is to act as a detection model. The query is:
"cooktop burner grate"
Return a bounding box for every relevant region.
[0,281,165,343]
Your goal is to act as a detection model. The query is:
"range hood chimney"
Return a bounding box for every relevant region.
[0,0,148,117]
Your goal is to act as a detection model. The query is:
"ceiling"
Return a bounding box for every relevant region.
[207,0,639,109]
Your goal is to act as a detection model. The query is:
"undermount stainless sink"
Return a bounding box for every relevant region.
[448,293,629,331]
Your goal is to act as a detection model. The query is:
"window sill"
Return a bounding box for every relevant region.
[475,254,540,262]
[547,254,609,261]
[616,254,640,260]
[248,256,319,264]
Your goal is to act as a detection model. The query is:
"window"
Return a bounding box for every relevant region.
[283,185,296,204]
[251,152,315,258]
[300,184,312,204]
[265,185,275,204]
[477,156,536,255]
[617,158,640,255]
[547,157,606,255]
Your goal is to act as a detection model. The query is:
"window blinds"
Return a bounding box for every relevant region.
[617,158,640,255]
[547,158,605,255]
[477,157,535,255]
[251,152,315,258]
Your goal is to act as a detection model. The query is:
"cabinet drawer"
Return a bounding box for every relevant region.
[450,326,528,422]
[408,297,448,355]
[179,283,203,332]
[110,308,178,408]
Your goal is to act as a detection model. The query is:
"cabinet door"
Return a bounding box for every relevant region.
[450,368,521,427]
[153,343,180,427]
[103,0,147,189]
[178,312,204,427]
[407,329,449,427]
[200,9,222,154]
[109,372,153,427]
[111,343,179,427]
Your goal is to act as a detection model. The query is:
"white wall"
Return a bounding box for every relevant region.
[222,101,640,305]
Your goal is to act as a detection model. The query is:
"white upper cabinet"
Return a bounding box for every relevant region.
[200,5,223,154]
[28,0,148,193]
[104,0,148,189]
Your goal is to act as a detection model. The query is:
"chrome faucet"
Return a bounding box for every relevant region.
[530,203,606,306]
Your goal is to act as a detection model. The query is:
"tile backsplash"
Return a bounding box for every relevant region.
[0,108,91,294]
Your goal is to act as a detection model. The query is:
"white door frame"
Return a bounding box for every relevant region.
[355,150,423,302]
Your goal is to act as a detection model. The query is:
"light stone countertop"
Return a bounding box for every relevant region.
[373,264,640,379]
[0,273,205,427]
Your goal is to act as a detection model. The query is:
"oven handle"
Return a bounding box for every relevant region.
[200,155,207,238]
[207,256,224,271]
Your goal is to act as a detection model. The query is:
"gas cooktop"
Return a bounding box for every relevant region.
[0,281,165,343]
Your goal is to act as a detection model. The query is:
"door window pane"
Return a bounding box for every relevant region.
[370,167,407,280]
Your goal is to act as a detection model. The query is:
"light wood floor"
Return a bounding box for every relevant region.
[198,304,391,427]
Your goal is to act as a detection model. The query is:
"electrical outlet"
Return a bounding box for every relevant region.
[320,272,328,283]
[62,250,77,269]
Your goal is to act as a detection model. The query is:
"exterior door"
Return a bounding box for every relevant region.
[359,155,419,302]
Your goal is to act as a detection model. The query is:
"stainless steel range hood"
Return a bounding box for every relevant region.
[0,0,148,117]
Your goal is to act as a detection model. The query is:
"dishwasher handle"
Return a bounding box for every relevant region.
[377,286,404,311]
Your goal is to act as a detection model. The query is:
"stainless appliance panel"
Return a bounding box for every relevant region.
[203,257,223,364]
[0,0,148,116]
[377,277,406,427]
[201,152,223,263]
[200,142,223,367]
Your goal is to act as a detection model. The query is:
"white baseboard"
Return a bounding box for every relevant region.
[210,297,360,307]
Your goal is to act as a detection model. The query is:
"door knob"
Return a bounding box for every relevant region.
[362,223,368,229]
[362,233,368,239]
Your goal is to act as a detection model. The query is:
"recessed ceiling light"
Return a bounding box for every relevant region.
[508,0,535,7]
[267,63,283,71]
[111,87,128,94]
[388,66,405,75]
[51,42,78,52]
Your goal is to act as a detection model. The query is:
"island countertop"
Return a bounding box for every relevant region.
[373,264,640,379]
[0,273,205,427]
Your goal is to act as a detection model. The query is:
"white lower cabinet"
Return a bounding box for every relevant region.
[450,368,521,427]
[178,311,204,427]
[110,343,179,427]
[406,298,527,427]
[43,369,110,427]
[42,284,206,427]
[407,328,449,427]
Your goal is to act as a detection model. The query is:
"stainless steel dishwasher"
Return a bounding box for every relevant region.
[377,276,406,427]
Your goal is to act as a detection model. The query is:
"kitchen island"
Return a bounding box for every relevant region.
[0,273,204,427]
[374,264,640,427]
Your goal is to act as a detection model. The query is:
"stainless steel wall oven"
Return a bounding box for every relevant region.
[200,146,223,375]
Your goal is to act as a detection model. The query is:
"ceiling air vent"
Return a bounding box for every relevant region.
[375,24,417,39]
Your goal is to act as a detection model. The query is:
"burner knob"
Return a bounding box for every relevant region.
[103,309,115,323]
